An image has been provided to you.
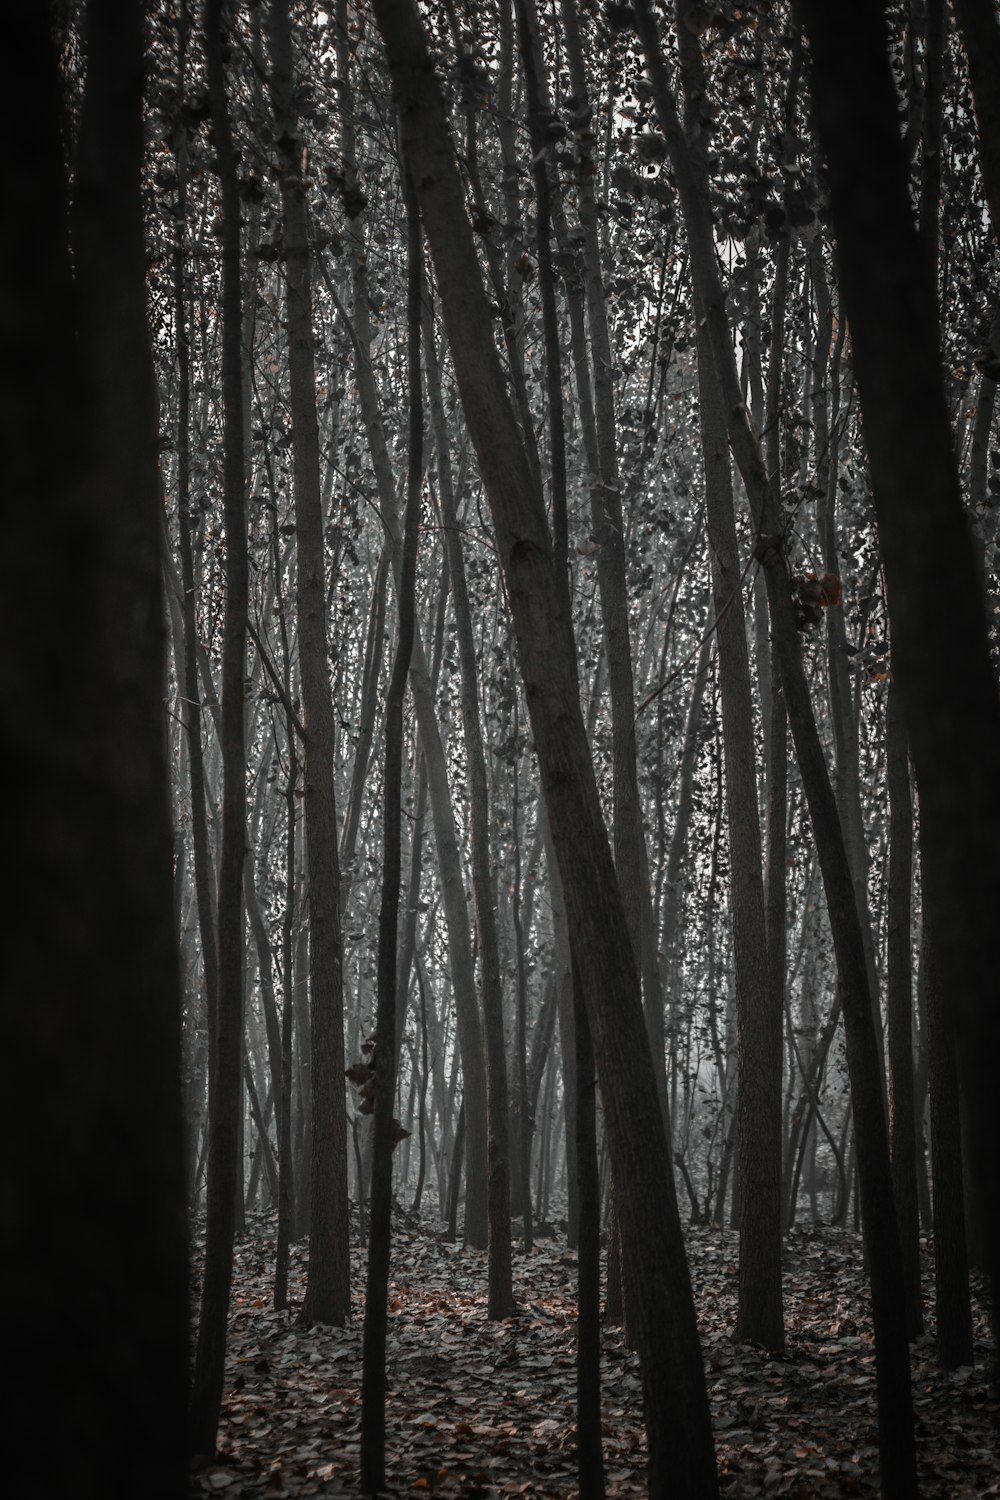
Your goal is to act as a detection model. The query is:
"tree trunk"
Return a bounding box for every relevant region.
[885,684,923,1339]
[424,303,514,1312]
[190,0,250,1453]
[574,956,605,1500]
[268,0,350,1328]
[634,4,917,1484]
[370,6,719,1492]
[360,153,423,1496]
[5,7,188,1494]
[559,0,670,1120]
[796,0,1000,1390]
[327,22,490,1237]
[694,311,780,1351]
[920,852,974,1368]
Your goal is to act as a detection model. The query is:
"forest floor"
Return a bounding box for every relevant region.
[190,1208,998,1499]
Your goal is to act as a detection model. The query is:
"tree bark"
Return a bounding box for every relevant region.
[795,0,1000,1390]
[5,7,189,1495]
[921,881,975,1369]
[326,21,490,1240]
[634,4,917,1485]
[268,0,350,1328]
[885,684,923,1339]
[190,0,250,1452]
[370,7,719,1492]
[360,152,423,1496]
[424,303,514,1313]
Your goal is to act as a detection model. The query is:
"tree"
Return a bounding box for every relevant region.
[361,151,424,1497]
[267,0,350,1329]
[190,0,251,1451]
[369,3,719,1492]
[795,0,1000,1384]
[4,3,188,1494]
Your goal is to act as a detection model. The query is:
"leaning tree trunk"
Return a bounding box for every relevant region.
[559,0,670,1118]
[370,5,719,1493]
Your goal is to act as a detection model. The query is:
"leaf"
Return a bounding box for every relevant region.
[818,571,842,608]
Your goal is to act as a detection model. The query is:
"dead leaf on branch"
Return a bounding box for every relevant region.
[792,571,842,629]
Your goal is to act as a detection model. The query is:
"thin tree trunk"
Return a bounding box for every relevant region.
[424,300,514,1313]
[360,152,424,1496]
[170,30,219,1053]
[559,0,670,1120]
[635,3,917,1483]
[693,312,779,1349]
[190,0,249,1452]
[371,7,719,1491]
[921,856,974,1368]
[885,684,923,1338]
[268,0,350,1327]
[952,0,1000,242]
[273,509,299,1309]
[327,25,489,1238]
[574,956,605,1500]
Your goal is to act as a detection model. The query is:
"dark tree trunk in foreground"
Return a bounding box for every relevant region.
[190,0,250,1456]
[3,5,188,1495]
[796,0,1000,1386]
[371,5,719,1493]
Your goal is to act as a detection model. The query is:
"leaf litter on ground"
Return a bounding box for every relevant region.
[189,1208,998,1498]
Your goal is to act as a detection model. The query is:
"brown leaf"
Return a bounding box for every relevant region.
[818,571,842,608]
